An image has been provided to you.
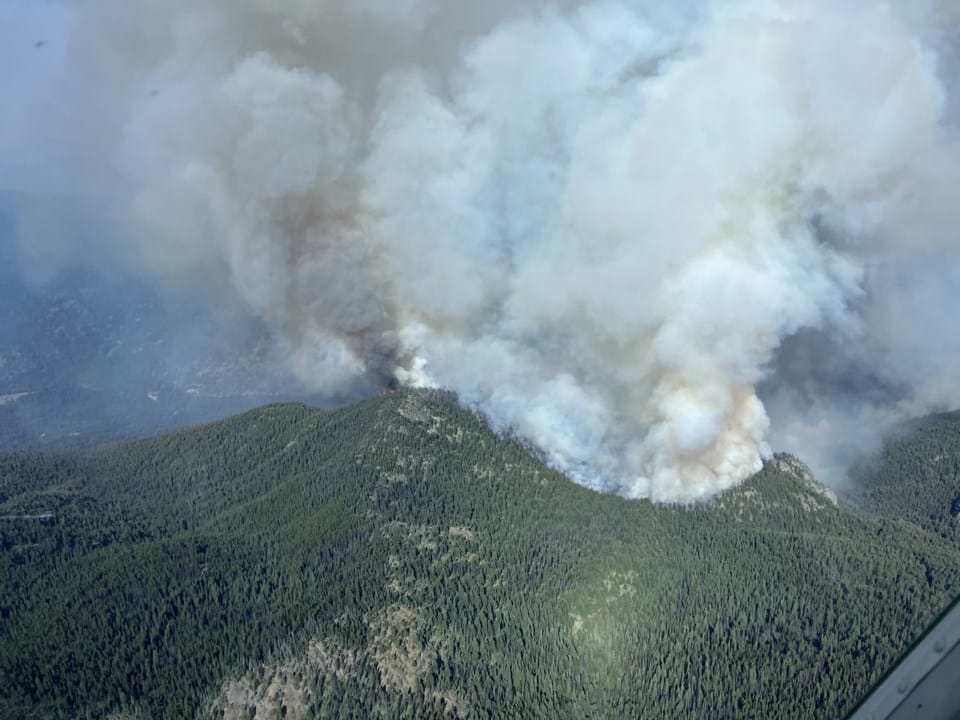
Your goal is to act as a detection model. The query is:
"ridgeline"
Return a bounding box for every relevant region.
[2,390,959,719]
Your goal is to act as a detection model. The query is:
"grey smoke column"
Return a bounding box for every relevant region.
[64,0,960,501]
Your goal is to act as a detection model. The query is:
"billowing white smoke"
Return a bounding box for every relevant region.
[68,0,960,501]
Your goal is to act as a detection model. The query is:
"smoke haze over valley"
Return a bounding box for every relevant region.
[4,0,960,500]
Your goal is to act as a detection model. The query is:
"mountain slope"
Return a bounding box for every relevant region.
[849,411,960,540]
[1,389,959,719]
[0,267,319,453]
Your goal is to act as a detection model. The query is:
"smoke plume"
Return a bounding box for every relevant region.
[25,0,960,500]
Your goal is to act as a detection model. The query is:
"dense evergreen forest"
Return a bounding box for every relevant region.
[1,389,959,719]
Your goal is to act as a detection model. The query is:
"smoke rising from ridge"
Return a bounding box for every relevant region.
[30,0,960,500]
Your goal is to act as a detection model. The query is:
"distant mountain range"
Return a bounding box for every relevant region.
[2,389,959,719]
[0,259,342,451]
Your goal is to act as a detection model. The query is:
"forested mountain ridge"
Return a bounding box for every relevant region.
[1,389,959,719]
[849,411,960,539]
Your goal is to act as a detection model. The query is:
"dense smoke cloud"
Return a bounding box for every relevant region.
[27,0,960,500]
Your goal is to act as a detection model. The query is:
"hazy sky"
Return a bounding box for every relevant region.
[0,1,79,194]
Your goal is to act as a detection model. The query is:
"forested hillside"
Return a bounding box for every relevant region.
[850,411,960,540]
[1,390,959,719]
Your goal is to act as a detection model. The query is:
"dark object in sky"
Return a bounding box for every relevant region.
[34,40,45,48]
[848,595,960,720]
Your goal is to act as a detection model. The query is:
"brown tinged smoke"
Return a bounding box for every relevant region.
[42,0,960,501]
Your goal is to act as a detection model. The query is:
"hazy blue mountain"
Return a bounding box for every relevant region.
[0,245,336,450]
